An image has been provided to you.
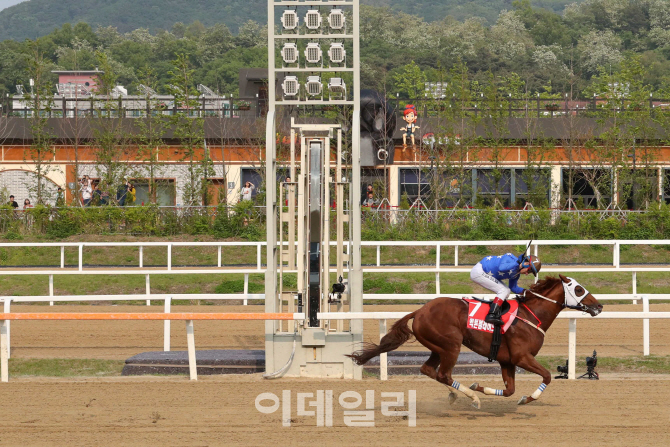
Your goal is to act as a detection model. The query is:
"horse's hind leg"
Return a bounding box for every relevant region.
[420,351,458,404]
[470,363,516,397]
[435,347,481,409]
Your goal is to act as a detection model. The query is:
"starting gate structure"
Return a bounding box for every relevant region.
[264,0,363,379]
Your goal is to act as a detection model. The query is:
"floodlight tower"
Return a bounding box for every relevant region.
[265,0,362,379]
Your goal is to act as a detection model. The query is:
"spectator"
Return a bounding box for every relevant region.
[242,181,255,201]
[82,182,92,206]
[363,191,376,207]
[126,182,136,206]
[23,198,33,210]
[55,187,65,207]
[92,183,102,205]
[100,189,110,206]
[8,195,18,209]
[117,184,127,206]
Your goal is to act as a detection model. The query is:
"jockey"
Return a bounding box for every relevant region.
[470,253,542,325]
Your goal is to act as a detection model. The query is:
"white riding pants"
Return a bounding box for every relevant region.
[470,262,511,300]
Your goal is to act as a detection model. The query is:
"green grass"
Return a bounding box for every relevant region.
[9,359,125,377]
[537,355,670,375]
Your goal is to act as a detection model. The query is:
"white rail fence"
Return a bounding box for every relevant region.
[0,240,668,380]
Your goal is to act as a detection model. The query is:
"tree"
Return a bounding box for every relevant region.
[24,41,58,205]
[168,54,212,206]
[92,51,129,203]
[135,66,167,204]
[392,61,426,99]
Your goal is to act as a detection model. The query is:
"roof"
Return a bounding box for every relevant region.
[51,70,104,75]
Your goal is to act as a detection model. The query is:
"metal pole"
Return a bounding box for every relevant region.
[164,296,171,352]
[186,320,197,380]
[568,319,576,380]
[643,295,650,356]
[49,274,54,306]
[3,299,9,359]
[379,319,388,380]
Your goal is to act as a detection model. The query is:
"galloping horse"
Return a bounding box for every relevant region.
[348,275,603,409]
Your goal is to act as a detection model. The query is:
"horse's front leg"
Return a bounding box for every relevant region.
[470,363,516,397]
[514,354,551,405]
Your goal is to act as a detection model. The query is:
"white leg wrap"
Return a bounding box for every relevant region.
[530,383,547,400]
[483,387,504,396]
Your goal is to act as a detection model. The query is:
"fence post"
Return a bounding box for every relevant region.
[1,314,8,383]
[139,245,143,268]
[454,245,459,267]
[164,296,171,352]
[379,319,388,381]
[60,246,65,268]
[643,295,650,356]
[436,244,440,269]
[376,245,380,267]
[78,244,83,271]
[568,319,576,380]
[167,244,172,271]
[244,273,249,306]
[217,246,222,268]
[632,272,638,305]
[257,244,262,270]
[186,320,197,381]
[613,242,619,268]
[3,299,9,359]
[49,274,54,306]
[145,274,151,306]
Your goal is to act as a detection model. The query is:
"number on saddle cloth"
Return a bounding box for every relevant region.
[464,298,519,334]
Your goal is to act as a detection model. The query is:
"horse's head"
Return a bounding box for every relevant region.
[559,274,603,316]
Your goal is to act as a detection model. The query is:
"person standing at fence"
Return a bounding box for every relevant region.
[55,187,65,207]
[242,181,255,201]
[126,182,136,206]
[8,195,18,209]
[470,253,541,325]
[82,182,92,207]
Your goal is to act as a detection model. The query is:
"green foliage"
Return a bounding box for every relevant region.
[211,201,264,241]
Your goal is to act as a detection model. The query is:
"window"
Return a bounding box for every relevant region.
[476,169,511,208]
[133,179,176,206]
[514,169,550,208]
[399,169,430,206]
[562,168,612,209]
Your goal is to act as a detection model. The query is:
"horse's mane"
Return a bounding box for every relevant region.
[528,276,561,295]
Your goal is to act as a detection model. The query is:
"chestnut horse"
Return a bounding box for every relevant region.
[348,275,603,409]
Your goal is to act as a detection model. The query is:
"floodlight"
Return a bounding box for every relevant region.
[328,77,346,99]
[282,76,299,97]
[328,9,345,30]
[305,76,322,97]
[305,9,322,30]
[304,42,322,64]
[281,10,298,30]
[281,43,298,65]
[328,43,346,64]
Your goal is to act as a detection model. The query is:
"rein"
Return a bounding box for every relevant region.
[516,286,585,336]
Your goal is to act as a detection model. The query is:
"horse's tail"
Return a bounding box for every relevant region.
[347,311,417,366]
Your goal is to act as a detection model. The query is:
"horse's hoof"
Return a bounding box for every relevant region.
[469,383,478,391]
[471,397,481,410]
[518,396,528,405]
[448,391,458,404]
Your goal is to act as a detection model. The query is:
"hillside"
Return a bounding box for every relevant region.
[0,0,581,41]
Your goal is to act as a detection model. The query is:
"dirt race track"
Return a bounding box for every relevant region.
[1,374,670,446]
[7,303,670,359]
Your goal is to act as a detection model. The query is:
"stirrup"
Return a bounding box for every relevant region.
[485,313,503,325]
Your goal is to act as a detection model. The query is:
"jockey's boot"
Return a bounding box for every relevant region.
[485,297,504,326]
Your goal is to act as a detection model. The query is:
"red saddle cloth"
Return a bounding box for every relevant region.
[464,298,519,334]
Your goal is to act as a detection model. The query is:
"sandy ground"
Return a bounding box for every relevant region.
[0,374,669,446]
[6,303,670,359]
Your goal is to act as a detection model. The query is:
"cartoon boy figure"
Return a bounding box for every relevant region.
[400,104,420,147]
